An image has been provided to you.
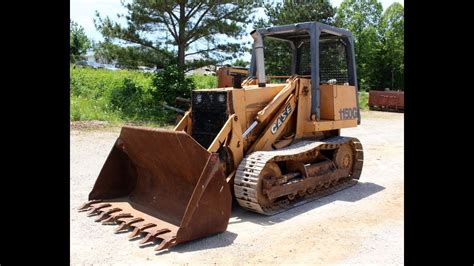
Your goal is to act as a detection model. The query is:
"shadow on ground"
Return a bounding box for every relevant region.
[229,181,385,226]
[155,231,239,255]
[152,181,383,254]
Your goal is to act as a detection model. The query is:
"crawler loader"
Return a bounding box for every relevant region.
[79,22,364,251]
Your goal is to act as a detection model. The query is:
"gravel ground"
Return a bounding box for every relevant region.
[70,110,404,265]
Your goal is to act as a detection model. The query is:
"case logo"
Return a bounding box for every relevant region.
[271,104,292,134]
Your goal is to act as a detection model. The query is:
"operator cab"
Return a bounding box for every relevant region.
[248,22,360,123]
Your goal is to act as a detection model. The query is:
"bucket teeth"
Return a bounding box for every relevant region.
[80,207,93,212]
[154,236,176,251]
[128,227,141,240]
[86,203,112,217]
[101,212,132,225]
[80,201,180,252]
[78,200,102,212]
[128,223,156,239]
[114,217,144,233]
[86,211,98,217]
[94,212,108,222]
[114,223,129,233]
[139,234,154,245]
[139,228,171,245]
[94,208,122,222]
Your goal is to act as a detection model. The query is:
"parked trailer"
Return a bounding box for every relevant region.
[368,90,404,112]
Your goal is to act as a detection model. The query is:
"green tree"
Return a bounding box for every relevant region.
[336,0,383,91]
[376,3,404,90]
[263,0,335,26]
[70,20,91,63]
[256,0,336,75]
[95,0,259,70]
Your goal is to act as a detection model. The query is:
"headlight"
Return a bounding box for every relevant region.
[218,94,225,103]
[195,94,202,103]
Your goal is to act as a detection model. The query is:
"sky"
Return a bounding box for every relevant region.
[70,0,404,61]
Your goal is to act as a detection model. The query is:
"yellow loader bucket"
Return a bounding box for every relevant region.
[78,126,232,251]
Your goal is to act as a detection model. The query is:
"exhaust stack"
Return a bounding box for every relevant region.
[251,30,266,87]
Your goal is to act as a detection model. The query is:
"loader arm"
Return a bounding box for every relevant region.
[242,77,299,139]
[254,77,298,123]
[248,93,297,153]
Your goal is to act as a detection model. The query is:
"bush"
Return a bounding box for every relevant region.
[190,74,217,89]
[153,65,195,104]
[110,78,157,120]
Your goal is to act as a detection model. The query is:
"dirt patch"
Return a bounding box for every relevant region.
[70,110,403,265]
[70,120,111,130]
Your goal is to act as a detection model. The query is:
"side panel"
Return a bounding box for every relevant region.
[296,80,358,139]
[320,85,357,121]
[319,85,336,119]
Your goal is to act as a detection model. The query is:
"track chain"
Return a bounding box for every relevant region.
[234,136,363,215]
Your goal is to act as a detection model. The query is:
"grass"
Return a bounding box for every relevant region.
[70,95,122,122]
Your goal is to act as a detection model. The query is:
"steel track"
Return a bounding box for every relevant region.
[234,136,363,215]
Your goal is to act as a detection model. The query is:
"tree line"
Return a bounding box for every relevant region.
[70,0,404,91]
